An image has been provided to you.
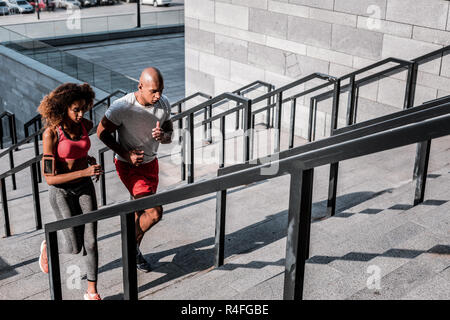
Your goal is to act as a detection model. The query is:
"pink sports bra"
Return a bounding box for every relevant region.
[56,122,91,162]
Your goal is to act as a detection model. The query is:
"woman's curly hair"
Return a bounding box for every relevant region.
[38,83,95,128]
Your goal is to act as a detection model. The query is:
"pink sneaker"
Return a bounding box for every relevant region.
[39,240,48,274]
[84,292,102,300]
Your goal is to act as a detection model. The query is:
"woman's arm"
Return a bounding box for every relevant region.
[42,128,102,185]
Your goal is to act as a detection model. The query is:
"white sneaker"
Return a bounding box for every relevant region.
[83,292,101,300]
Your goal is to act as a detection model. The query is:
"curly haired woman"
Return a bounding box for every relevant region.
[37,83,103,300]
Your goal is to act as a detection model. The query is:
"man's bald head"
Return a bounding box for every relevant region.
[139,67,163,86]
[137,67,164,106]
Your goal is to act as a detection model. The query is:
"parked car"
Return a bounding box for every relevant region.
[9,0,36,12]
[5,0,19,13]
[0,1,11,14]
[141,0,170,7]
[56,0,80,9]
[80,0,96,7]
[98,0,113,5]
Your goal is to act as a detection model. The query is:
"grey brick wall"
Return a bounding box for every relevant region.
[185,0,450,139]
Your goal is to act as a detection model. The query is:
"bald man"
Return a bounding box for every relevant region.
[97,67,173,272]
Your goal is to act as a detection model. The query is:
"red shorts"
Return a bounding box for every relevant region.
[114,158,159,197]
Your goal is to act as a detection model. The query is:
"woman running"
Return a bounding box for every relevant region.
[37,83,103,300]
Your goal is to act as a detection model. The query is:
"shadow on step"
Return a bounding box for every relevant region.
[99,189,394,300]
[308,244,450,265]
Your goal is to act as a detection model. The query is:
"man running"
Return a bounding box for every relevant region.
[97,67,173,272]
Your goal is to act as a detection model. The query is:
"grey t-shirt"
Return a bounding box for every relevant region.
[105,92,171,164]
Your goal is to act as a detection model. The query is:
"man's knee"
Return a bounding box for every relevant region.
[148,206,163,223]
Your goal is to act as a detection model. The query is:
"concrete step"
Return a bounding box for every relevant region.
[139,168,450,300]
[0,128,449,300]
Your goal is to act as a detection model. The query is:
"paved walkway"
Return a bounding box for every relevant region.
[57,33,185,103]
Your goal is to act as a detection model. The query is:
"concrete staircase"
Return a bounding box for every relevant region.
[0,121,449,300]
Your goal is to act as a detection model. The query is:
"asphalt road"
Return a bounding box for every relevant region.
[0,0,184,26]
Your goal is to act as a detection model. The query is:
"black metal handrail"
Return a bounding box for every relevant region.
[0,154,43,237]
[170,74,338,184]
[231,80,274,131]
[171,92,252,184]
[0,110,18,149]
[312,45,450,124]
[43,99,450,300]
[0,110,18,190]
[299,46,449,219]
[24,114,42,140]
[217,96,450,218]
[194,73,339,161]
[88,89,128,124]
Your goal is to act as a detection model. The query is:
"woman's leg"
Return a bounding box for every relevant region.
[48,185,84,255]
[78,181,99,294]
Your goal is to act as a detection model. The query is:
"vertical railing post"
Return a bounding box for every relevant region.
[404,62,418,110]
[24,124,29,140]
[346,75,357,126]
[1,178,11,237]
[178,103,186,181]
[243,99,252,162]
[30,162,42,230]
[203,106,208,142]
[187,113,195,184]
[34,133,42,183]
[38,118,43,140]
[312,99,318,142]
[46,230,62,300]
[284,168,314,300]
[207,104,212,143]
[99,150,106,206]
[121,212,138,301]
[413,139,431,206]
[274,92,283,153]
[214,188,227,268]
[330,79,341,135]
[266,85,274,129]
[307,98,315,142]
[327,79,341,217]
[9,114,17,146]
[219,116,225,168]
[136,0,141,28]
[177,103,183,143]
[235,91,241,130]
[307,98,319,142]
[0,118,3,149]
[250,113,256,160]
[8,150,16,190]
[289,98,296,149]
[202,105,213,144]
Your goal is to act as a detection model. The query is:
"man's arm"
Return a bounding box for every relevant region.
[152,120,173,144]
[160,119,173,144]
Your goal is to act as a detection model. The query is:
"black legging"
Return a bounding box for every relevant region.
[48,178,98,282]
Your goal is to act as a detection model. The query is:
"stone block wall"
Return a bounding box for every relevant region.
[185,0,450,139]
